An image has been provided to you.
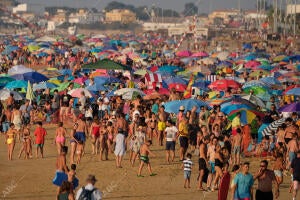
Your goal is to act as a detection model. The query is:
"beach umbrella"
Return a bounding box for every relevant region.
[261,118,286,136]
[5,80,28,89]
[168,83,187,92]
[144,88,170,95]
[26,81,35,101]
[134,69,151,76]
[243,43,252,49]
[221,96,257,108]
[242,80,269,89]
[199,57,217,65]
[59,69,72,76]
[260,77,281,86]
[73,77,88,85]
[37,68,62,78]
[241,94,266,108]
[33,82,57,91]
[221,103,252,115]
[114,88,144,96]
[89,69,108,78]
[243,86,269,95]
[273,55,285,62]
[191,51,209,57]
[208,79,241,91]
[285,87,300,95]
[163,77,187,86]
[11,72,49,84]
[0,77,15,86]
[245,60,261,68]
[163,99,210,114]
[278,102,300,112]
[122,90,145,100]
[216,51,230,61]
[7,65,34,75]
[0,89,23,100]
[249,70,269,77]
[83,59,131,70]
[85,84,107,92]
[228,108,264,125]
[176,50,192,57]
[157,65,184,74]
[68,88,93,98]
[52,82,81,92]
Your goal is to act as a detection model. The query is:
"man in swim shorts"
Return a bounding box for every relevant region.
[137,140,156,177]
[157,106,167,146]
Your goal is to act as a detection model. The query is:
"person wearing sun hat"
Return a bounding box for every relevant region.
[176,105,185,127]
[76,175,102,200]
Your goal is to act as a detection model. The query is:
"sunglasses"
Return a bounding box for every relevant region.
[260,165,266,168]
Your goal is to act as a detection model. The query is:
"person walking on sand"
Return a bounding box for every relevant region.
[232,128,242,165]
[114,129,126,168]
[164,120,178,164]
[76,175,102,200]
[182,153,193,188]
[197,135,210,190]
[5,123,17,160]
[231,162,254,200]
[254,160,279,200]
[54,122,67,155]
[34,121,47,158]
[291,150,300,200]
[137,140,156,177]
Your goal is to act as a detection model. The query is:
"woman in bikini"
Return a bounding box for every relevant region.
[147,112,157,141]
[89,117,100,155]
[212,144,224,191]
[6,123,18,160]
[18,124,32,159]
[99,120,108,161]
[69,123,79,164]
[54,122,67,155]
[106,121,115,153]
[11,105,22,141]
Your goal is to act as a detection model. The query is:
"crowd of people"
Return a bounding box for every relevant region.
[0,32,299,200]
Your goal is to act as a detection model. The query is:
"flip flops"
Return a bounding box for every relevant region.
[150,173,157,176]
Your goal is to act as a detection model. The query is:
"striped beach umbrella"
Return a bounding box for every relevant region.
[262,118,286,136]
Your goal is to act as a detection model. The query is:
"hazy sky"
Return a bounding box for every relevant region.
[17,0,256,13]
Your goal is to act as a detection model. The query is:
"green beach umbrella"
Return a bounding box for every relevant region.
[82,59,131,70]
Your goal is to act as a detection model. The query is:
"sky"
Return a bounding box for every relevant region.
[17,0,256,14]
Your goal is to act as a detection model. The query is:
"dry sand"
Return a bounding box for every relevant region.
[0,124,293,200]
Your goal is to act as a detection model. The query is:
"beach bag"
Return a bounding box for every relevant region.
[78,187,95,200]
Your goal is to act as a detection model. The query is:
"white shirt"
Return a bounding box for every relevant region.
[165,126,178,142]
[76,183,102,200]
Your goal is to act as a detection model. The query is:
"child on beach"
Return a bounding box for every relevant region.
[68,164,77,192]
[273,152,284,185]
[76,141,84,164]
[232,128,242,165]
[34,121,47,158]
[182,153,193,188]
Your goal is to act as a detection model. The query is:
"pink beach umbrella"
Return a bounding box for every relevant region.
[191,51,209,57]
[176,50,192,57]
[73,77,88,85]
[245,60,261,68]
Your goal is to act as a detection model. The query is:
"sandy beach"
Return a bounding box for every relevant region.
[0,124,293,200]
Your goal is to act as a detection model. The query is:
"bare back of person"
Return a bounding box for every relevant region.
[56,154,67,172]
[140,144,150,156]
[77,120,86,133]
[288,139,299,153]
[233,134,242,147]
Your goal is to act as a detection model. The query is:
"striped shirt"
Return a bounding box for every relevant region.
[183,159,193,171]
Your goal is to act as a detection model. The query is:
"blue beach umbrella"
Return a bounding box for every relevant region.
[33,82,57,91]
[11,72,49,83]
[260,77,281,86]
[5,80,28,89]
[286,88,300,95]
[163,99,210,114]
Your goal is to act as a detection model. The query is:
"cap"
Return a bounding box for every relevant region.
[179,106,185,111]
[86,175,97,182]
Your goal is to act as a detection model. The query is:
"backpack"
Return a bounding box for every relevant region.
[78,187,96,200]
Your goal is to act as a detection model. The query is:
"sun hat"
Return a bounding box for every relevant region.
[179,106,185,111]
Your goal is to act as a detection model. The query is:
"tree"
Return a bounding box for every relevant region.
[183,2,198,16]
